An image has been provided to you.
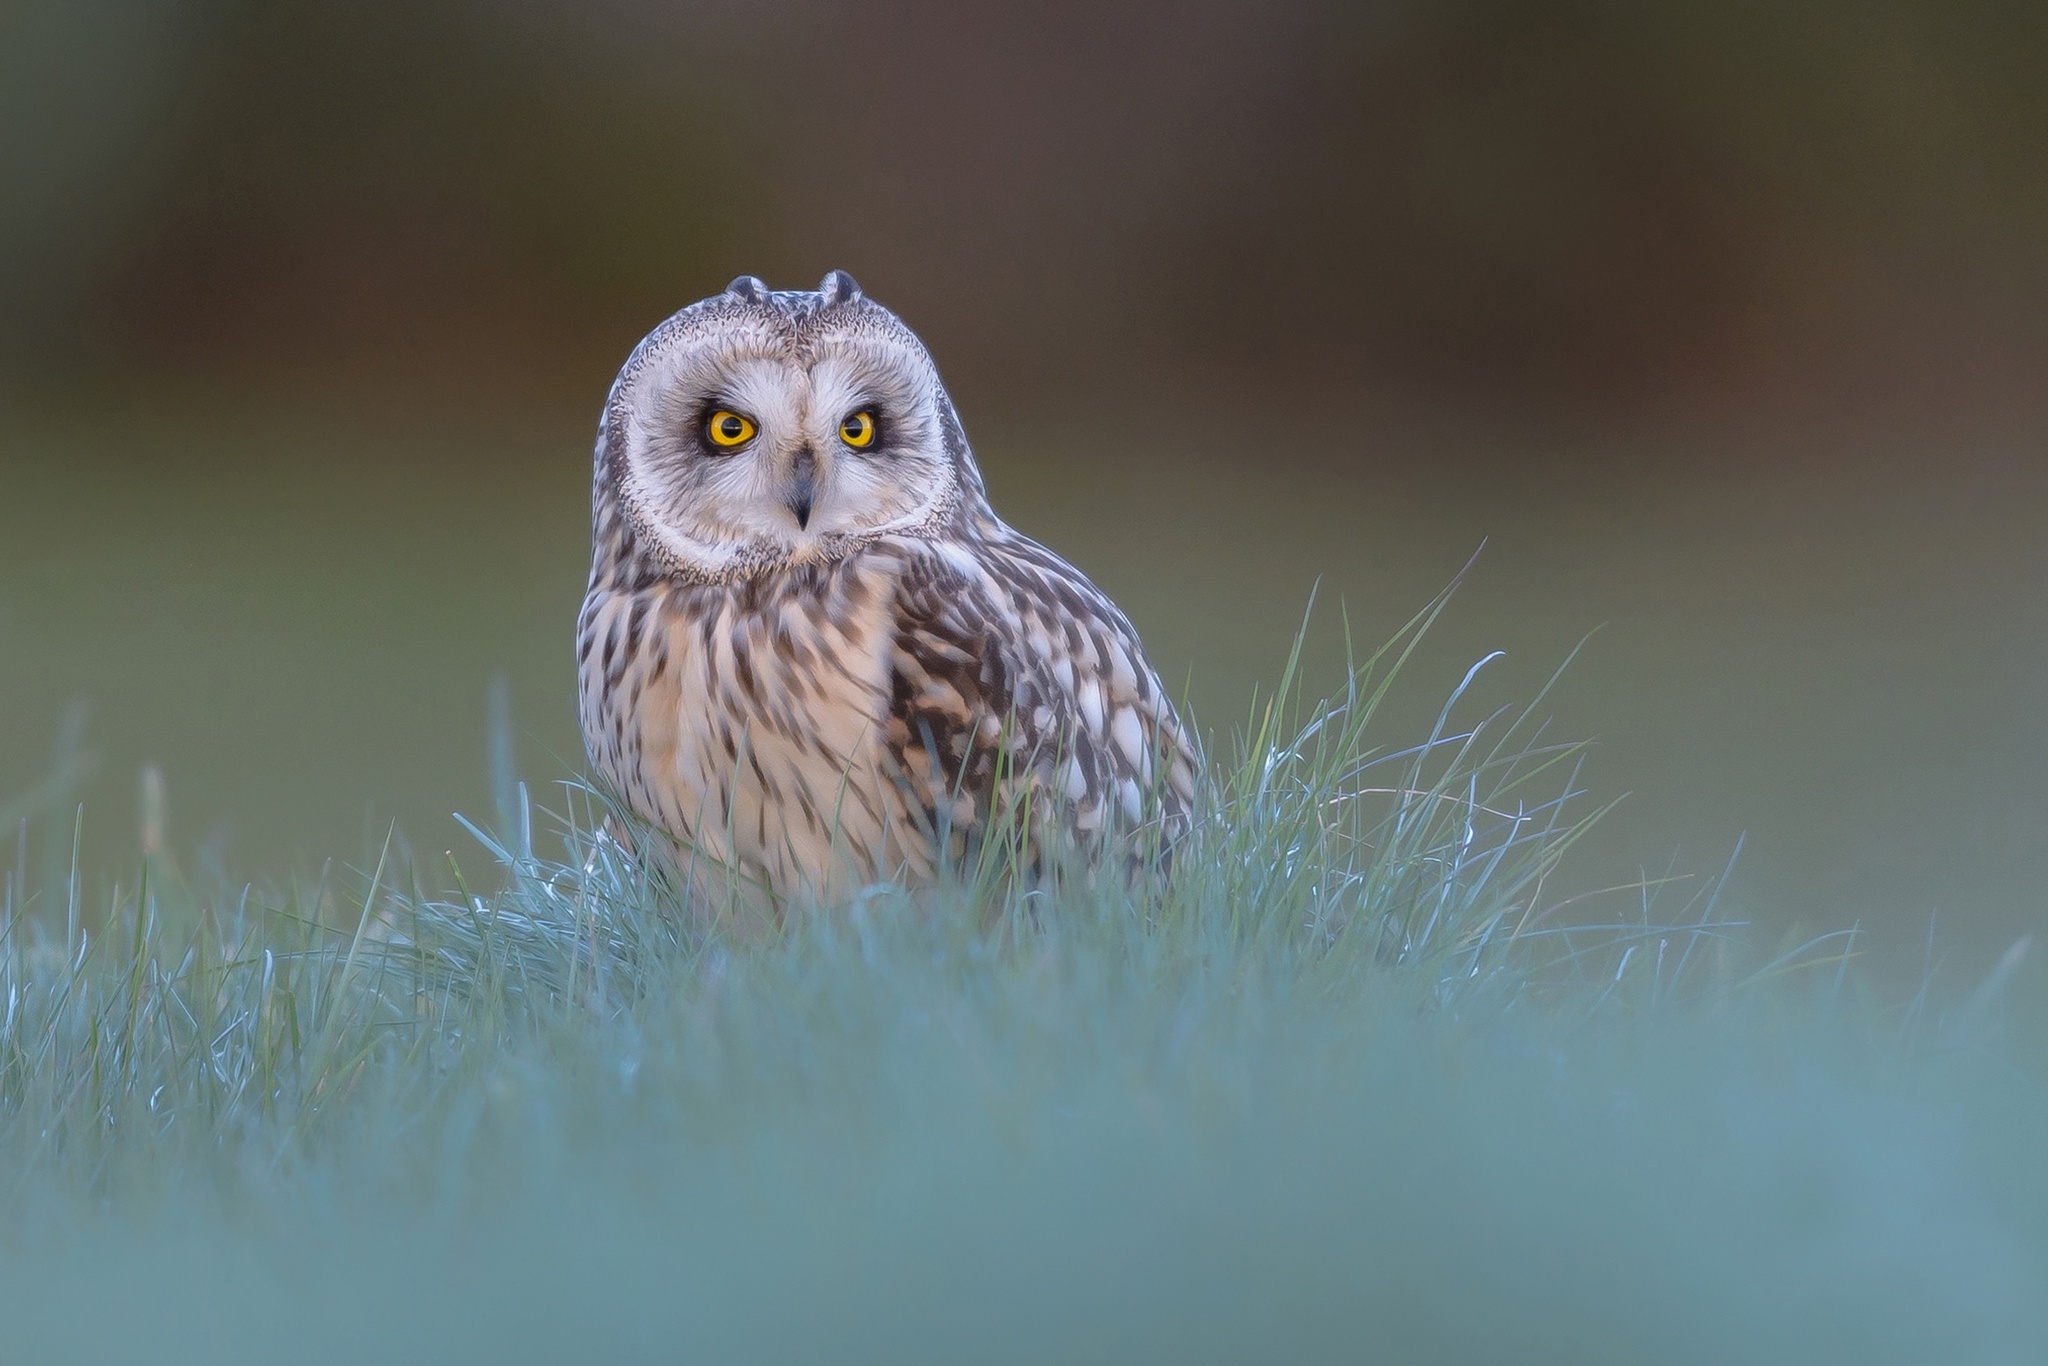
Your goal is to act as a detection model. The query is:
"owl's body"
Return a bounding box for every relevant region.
[577,273,1196,906]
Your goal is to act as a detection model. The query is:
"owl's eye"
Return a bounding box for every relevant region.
[705,410,757,448]
[839,411,877,448]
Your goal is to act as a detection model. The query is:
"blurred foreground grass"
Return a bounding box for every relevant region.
[0,608,2042,1364]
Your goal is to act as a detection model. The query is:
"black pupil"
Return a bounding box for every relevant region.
[845,417,864,437]
[718,416,743,439]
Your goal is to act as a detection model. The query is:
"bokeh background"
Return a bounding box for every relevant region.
[4,0,2045,973]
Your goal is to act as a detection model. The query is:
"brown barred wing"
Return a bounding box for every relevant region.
[881,537,1199,869]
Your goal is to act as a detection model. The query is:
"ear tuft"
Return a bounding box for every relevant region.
[819,270,863,304]
[725,275,770,303]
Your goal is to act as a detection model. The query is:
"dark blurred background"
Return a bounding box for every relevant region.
[4,0,2045,971]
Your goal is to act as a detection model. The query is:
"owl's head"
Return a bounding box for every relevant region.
[596,271,988,582]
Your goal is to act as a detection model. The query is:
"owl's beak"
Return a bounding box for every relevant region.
[787,447,816,531]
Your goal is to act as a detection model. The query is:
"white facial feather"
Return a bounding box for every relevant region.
[612,303,958,579]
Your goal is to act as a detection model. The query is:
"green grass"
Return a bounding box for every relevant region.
[0,600,2043,1364]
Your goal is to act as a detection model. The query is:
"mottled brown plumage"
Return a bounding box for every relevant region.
[577,272,1197,907]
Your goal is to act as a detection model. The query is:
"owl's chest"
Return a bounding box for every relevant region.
[579,562,909,885]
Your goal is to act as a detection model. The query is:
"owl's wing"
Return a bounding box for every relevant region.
[881,535,1199,864]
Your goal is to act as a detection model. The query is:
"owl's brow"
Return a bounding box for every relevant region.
[695,393,757,419]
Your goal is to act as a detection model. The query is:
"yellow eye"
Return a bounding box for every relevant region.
[705,410,756,448]
[839,411,876,448]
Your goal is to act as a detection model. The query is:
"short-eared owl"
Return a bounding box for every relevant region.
[577,271,1198,906]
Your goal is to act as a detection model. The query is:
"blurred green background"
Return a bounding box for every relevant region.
[3,0,2045,971]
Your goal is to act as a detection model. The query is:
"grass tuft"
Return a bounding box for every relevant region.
[0,609,2043,1363]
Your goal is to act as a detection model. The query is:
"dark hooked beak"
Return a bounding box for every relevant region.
[787,447,816,530]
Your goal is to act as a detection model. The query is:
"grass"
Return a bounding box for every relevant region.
[0,596,2043,1364]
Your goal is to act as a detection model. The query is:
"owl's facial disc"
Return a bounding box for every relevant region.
[615,312,958,577]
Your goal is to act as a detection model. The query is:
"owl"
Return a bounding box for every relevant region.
[576,271,1199,909]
